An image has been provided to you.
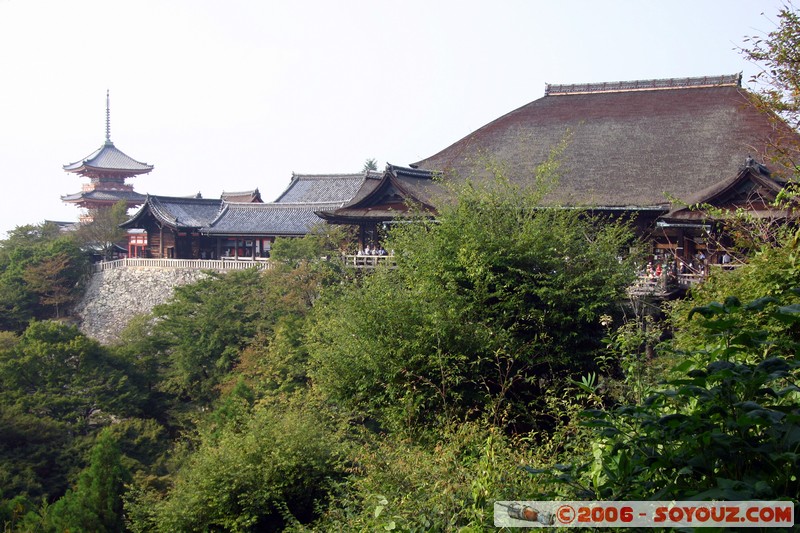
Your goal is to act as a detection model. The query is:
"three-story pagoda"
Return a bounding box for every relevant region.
[61,92,152,221]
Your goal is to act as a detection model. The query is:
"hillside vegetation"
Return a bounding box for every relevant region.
[3,8,800,527]
[1,173,798,532]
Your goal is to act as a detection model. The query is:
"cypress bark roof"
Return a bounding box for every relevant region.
[413,74,799,209]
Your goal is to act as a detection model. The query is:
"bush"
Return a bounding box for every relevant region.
[125,396,345,532]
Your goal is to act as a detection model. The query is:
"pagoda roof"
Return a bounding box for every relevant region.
[121,195,223,230]
[273,172,374,203]
[203,202,342,236]
[61,189,146,204]
[412,74,800,209]
[63,140,153,176]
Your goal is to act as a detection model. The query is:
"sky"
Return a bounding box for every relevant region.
[0,0,789,235]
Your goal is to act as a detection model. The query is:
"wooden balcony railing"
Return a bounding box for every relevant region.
[629,264,741,296]
[94,258,272,272]
[341,254,397,268]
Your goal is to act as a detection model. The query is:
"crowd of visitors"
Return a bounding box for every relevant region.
[356,245,390,256]
[642,249,736,283]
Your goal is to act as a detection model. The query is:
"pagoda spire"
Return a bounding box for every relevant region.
[62,93,153,217]
[105,89,111,144]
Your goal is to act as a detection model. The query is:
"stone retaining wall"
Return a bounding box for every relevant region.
[74,267,209,345]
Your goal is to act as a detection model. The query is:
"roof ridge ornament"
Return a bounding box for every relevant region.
[105,89,112,144]
[545,73,742,96]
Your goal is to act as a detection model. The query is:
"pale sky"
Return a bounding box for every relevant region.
[0,0,788,235]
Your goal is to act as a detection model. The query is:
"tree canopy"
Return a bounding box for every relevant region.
[308,177,637,431]
[0,223,90,331]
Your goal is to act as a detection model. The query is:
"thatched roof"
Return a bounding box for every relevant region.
[413,74,799,209]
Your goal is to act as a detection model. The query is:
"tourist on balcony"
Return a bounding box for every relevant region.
[722,252,732,269]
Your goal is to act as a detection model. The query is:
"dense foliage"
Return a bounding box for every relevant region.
[2,10,799,529]
[307,179,637,432]
[4,175,800,531]
[0,222,90,330]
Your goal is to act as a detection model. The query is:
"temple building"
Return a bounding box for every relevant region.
[61,92,152,222]
[320,74,800,265]
[120,173,371,259]
[72,74,800,268]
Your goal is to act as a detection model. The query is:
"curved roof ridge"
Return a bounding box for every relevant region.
[221,188,260,195]
[142,194,219,203]
[290,172,369,179]
[223,201,344,208]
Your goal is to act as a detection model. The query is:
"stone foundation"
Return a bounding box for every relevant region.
[74,267,209,345]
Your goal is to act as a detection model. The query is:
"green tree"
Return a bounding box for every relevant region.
[151,268,267,403]
[744,3,800,125]
[44,429,131,533]
[0,321,143,504]
[151,260,342,405]
[362,157,378,172]
[271,223,356,266]
[76,200,131,261]
[534,295,800,503]
[742,2,800,168]
[0,223,90,330]
[308,176,637,431]
[0,403,73,503]
[125,396,344,532]
[0,321,140,425]
[316,422,545,531]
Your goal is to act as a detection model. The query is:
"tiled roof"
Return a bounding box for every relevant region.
[413,74,800,208]
[203,202,341,236]
[63,140,153,175]
[122,195,223,229]
[221,189,263,203]
[61,189,146,203]
[273,172,372,203]
[318,165,440,222]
